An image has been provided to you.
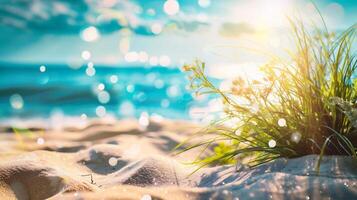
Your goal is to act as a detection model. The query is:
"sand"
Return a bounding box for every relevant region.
[1,118,357,199]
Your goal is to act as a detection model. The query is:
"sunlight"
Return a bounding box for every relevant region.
[231,0,293,28]
[1,1,356,199]
[208,62,265,82]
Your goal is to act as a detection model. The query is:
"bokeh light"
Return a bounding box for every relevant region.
[139,112,150,130]
[119,100,135,117]
[108,157,118,166]
[159,55,171,67]
[97,83,105,91]
[141,194,152,200]
[39,65,46,72]
[138,51,149,62]
[81,50,91,60]
[161,99,170,108]
[9,94,24,110]
[151,23,163,35]
[0,2,355,199]
[86,66,96,77]
[278,118,287,127]
[291,132,302,143]
[98,91,110,104]
[80,113,87,120]
[198,0,211,8]
[96,105,106,117]
[126,84,135,93]
[37,137,45,145]
[80,26,100,42]
[163,0,180,16]
[149,56,159,66]
[125,51,139,62]
[268,139,276,148]
[110,75,118,84]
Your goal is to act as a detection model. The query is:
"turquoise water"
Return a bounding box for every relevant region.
[0,62,212,119]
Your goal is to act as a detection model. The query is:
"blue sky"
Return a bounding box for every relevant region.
[0,0,355,77]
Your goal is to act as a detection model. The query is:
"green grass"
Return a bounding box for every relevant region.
[179,19,357,172]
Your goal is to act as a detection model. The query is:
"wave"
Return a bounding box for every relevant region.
[0,62,211,119]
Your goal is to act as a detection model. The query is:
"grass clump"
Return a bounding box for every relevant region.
[180,20,357,171]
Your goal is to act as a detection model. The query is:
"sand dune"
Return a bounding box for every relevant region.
[1,119,357,199]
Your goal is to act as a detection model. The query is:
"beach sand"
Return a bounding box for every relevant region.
[1,118,357,200]
[0,118,209,199]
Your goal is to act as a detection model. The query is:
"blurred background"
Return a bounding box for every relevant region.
[0,0,355,124]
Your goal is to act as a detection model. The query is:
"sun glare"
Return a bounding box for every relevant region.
[232,0,292,28]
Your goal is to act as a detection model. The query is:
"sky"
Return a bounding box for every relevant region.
[0,0,356,78]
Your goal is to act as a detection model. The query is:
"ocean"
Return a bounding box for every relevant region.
[0,62,214,120]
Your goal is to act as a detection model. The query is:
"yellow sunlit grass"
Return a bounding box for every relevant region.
[179,16,357,171]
